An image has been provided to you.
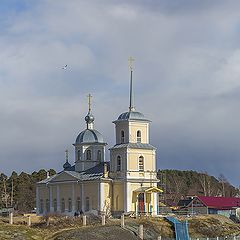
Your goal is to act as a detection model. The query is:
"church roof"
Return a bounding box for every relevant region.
[75,129,105,144]
[37,162,110,184]
[116,111,150,122]
[110,142,156,150]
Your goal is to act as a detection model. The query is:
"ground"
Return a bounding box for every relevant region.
[0,214,239,239]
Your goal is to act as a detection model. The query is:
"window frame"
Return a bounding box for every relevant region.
[139,156,144,172]
[61,198,65,213]
[68,198,72,212]
[121,130,125,143]
[97,150,102,161]
[53,198,57,212]
[86,149,92,160]
[77,150,81,161]
[117,156,121,172]
[137,130,142,143]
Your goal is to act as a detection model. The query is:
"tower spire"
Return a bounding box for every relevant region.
[65,149,69,162]
[128,57,135,112]
[85,93,95,129]
[88,93,92,113]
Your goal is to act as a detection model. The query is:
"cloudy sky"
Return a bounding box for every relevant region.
[0,0,240,186]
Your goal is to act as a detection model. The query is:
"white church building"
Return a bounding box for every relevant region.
[36,63,162,216]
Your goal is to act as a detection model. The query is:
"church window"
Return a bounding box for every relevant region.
[61,198,65,213]
[76,197,81,211]
[97,150,102,161]
[137,130,141,143]
[116,195,119,210]
[121,130,125,143]
[85,197,90,211]
[117,156,121,171]
[46,199,50,213]
[86,150,91,160]
[77,150,81,161]
[53,199,57,212]
[139,156,144,171]
[68,198,72,212]
[39,199,44,214]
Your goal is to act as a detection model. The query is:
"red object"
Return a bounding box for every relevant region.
[197,196,240,210]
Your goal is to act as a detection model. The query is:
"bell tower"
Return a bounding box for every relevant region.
[110,58,157,180]
[109,58,159,214]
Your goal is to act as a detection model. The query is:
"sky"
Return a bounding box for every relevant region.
[0,0,240,186]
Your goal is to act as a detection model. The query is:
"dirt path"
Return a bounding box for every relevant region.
[52,225,141,240]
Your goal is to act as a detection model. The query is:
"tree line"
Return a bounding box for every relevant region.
[157,169,240,205]
[0,169,239,212]
[0,169,55,212]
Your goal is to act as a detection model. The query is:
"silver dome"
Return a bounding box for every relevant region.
[75,129,104,144]
[117,111,149,121]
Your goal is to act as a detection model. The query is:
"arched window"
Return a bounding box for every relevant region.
[76,197,81,211]
[61,198,65,213]
[68,198,72,212]
[121,130,125,143]
[86,150,91,160]
[137,130,141,143]
[117,156,121,171]
[46,199,50,213]
[39,199,44,214]
[116,195,119,210]
[97,150,102,161]
[77,150,81,161]
[53,199,57,212]
[139,156,144,172]
[85,197,90,211]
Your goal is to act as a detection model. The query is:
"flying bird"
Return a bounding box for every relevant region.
[62,64,68,70]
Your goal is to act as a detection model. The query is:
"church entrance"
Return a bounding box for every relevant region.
[138,193,145,213]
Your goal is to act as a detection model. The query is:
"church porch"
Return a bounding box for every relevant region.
[133,186,163,216]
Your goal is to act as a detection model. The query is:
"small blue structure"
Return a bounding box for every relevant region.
[165,216,190,240]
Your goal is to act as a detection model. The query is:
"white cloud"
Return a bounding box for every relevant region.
[0,0,240,185]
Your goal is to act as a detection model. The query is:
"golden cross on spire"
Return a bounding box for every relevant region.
[128,56,134,71]
[65,149,68,162]
[87,93,92,113]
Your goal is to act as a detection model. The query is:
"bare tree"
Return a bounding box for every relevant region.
[199,172,207,196]
[218,174,228,197]
[2,177,10,208]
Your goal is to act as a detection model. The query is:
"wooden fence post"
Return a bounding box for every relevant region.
[121,214,125,228]
[83,215,86,226]
[27,216,31,227]
[139,224,143,240]
[9,212,13,225]
[102,214,106,226]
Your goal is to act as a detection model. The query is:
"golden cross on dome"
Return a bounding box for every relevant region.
[87,93,92,113]
[65,149,68,162]
[128,56,134,71]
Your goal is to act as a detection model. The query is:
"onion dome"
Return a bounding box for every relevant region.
[63,149,71,170]
[63,161,71,170]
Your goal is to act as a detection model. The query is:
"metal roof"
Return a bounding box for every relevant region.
[110,142,156,150]
[134,186,163,193]
[197,196,240,209]
[75,129,104,144]
[116,111,149,122]
[37,162,110,184]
